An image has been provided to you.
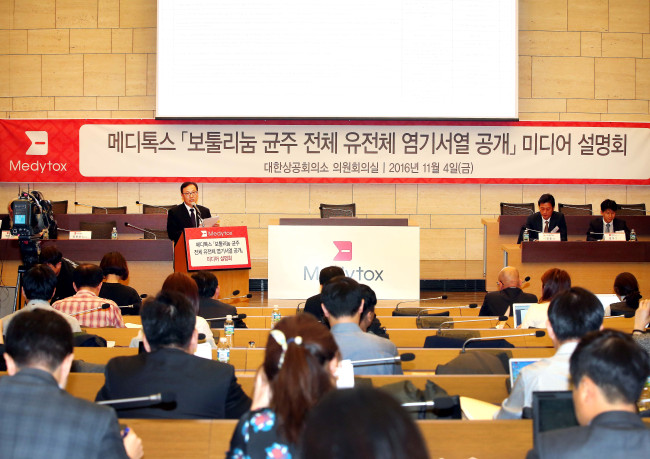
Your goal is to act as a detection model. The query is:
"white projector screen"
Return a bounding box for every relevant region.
[157,0,518,119]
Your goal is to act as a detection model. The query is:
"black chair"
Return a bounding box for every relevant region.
[616,203,646,216]
[92,206,127,215]
[319,203,356,218]
[143,228,169,240]
[50,200,68,214]
[500,202,535,216]
[142,204,175,215]
[79,221,116,239]
[558,203,592,216]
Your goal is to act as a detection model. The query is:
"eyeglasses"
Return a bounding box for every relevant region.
[182,191,198,196]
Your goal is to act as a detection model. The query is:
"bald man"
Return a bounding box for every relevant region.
[479,267,538,316]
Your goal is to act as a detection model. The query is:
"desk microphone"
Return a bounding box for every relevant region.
[501,204,534,215]
[97,392,175,406]
[521,276,532,288]
[135,201,170,214]
[348,353,415,367]
[219,293,253,301]
[192,204,204,227]
[204,313,248,322]
[436,316,508,333]
[395,295,448,309]
[461,330,545,353]
[68,303,110,316]
[402,396,457,410]
[74,202,107,213]
[124,222,157,239]
[415,304,478,316]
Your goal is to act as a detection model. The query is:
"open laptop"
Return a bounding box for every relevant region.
[595,294,619,317]
[513,303,533,328]
[532,391,578,447]
[509,357,541,387]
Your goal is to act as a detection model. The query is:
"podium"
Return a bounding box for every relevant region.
[174,227,251,304]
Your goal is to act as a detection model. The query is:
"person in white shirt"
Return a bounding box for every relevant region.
[521,268,571,329]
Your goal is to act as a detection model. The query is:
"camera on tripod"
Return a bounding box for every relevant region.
[10,190,57,240]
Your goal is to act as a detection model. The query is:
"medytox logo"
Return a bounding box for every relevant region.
[25,131,48,155]
[8,130,68,174]
[333,241,352,261]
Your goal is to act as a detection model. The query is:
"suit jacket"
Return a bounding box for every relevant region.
[517,211,568,243]
[331,322,402,376]
[586,217,630,241]
[95,347,251,419]
[304,293,324,322]
[198,297,247,328]
[479,288,538,316]
[166,203,212,243]
[527,410,650,459]
[0,368,127,459]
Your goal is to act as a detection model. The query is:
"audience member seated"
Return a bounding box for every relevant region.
[521,268,571,329]
[527,329,650,458]
[358,284,389,339]
[496,287,604,419]
[99,251,142,315]
[633,299,650,355]
[39,245,78,303]
[479,266,538,317]
[301,386,430,459]
[191,271,246,328]
[1,264,81,336]
[517,193,568,243]
[586,199,630,241]
[52,264,125,328]
[227,314,339,457]
[322,277,402,375]
[304,265,345,324]
[610,271,642,316]
[96,291,251,419]
[0,310,143,459]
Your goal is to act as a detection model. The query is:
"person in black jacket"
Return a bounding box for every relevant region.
[99,251,142,315]
[191,270,247,328]
[517,193,567,243]
[479,267,538,316]
[39,245,77,303]
[303,266,345,323]
[586,199,630,241]
[166,181,213,244]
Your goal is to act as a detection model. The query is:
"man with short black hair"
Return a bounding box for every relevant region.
[191,271,246,328]
[52,264,125,328]
[39,245,77,302]
[586,199,630,241]
[517,193,568,243]
[496,287,604,419]
[0,310,142,458]
[96,291,251,419]
[304,266,345,323]
[166,181,213,243]
[527,329,650,458]
[322,277,402,375]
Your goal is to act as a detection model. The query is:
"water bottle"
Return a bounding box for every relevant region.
[522,229,529,243]
[224,315,235,347]
[217,337,230,363]
[111,226,118,240]
[630,229,637,242]
[271,305,281,328]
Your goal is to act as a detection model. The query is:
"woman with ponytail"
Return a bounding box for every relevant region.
[227,314,340,458]
[611,272,642,316]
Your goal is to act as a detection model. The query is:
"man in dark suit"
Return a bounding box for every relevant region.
[517,193,568,243]
[479,266,538,316]
[586,199,630,241]
[527,329,650,458]
[95,290,251,419]
[191,270,247,328]
[166,181,213,244]
[304,265,345,323]
[0,309,142,459]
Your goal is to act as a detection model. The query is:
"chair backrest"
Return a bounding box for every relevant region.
[500,202,535,216]
[50,200,68,214]
[143,228,169,240]
[92,206,127,215]
[142,204,175,215]
[616,203,646,216]
[79,221,117,239]
[319,203,356,218]
[558,203,592,216]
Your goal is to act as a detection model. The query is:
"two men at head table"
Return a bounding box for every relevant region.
[39,245,78,303]
[52,264,125,328]
[495,287,604,419]
[96,291,251,419]
[586,199,631,241]
[479,266,538,317]
[321,276,402,375]
[166,181,214,244]
[191,271,247,328]
[517,193,568,243]
[527,329,650,458]
[0,310,143,459]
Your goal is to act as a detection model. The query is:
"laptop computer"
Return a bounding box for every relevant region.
[509,357,541,387]
[513,303,533,328]
[532,391,578,447]
[595,294,619,316]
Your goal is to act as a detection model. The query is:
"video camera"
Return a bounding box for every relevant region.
[10,190,58,240]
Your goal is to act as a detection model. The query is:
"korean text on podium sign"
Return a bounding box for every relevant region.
[183,226,251,270]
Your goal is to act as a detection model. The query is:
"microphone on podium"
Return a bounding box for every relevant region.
[219,293,253,301]
[204,313,248,322]
[436,316,508,333]
[68,303,111,316]
[395,295,448,309]
[402,396,457,410]
[135,201,170,214]
[461,330,545,353]
[124,222,157,239]
[97,392,175,406]
[74,202,107,213]
[349,353,415,367]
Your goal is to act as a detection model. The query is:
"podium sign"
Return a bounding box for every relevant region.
[183,226,251,270]
[602,232,626,241]
[537,233,561,241]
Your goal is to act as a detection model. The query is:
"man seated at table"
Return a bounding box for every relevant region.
[95,291,251,419]
[0,310,143,459]
[495,287,603,419]
[517,193,568,243]
[479,266,538,317]
[322,276,402,375]
[527,329,650,458]
[39,245,78,303]
[167,181,213,244]
[191,271,247,328]
[586,199,630,241]
[52,264,125,328]
[304,265,345,324]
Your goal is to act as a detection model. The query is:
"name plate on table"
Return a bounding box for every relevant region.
[184,226,251,270]
[602,232,626,241]
[69,231,92,239]
[1,230,18,239]
[538,233,561,241]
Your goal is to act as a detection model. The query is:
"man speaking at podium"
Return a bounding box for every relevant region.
[167,182,213,244]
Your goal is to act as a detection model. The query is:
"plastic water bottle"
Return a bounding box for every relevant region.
[522,229,529,243]
[630,229,637,242]
[224,315,235,347]
[271,305,281,328]
[217,337,230,363]
[111,226,118,240]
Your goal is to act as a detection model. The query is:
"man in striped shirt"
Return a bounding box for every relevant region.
[53,264,125,328]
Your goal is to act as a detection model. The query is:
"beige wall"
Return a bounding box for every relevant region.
[1,0,649,263]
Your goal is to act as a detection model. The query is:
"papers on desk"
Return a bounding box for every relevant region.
[124,323,142,329]
[460,396,500,420]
